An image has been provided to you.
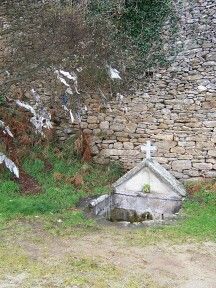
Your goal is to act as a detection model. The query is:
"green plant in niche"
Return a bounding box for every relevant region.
[143,183,151,193]
[0,95,5,105]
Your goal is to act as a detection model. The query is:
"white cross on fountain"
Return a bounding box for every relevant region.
[141,140,157,160]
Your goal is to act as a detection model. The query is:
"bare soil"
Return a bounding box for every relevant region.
[0,222,215,288]
[18,170,42,195]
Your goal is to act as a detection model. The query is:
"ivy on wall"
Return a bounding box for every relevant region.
[88,0,178,70]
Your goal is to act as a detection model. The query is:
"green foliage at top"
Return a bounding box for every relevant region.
[88,0,178,69]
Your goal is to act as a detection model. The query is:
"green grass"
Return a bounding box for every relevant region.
[0,144,123,229]
[122,188,216,244]
[172,190,216,240]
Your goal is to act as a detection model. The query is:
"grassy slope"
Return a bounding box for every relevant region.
[0,144,123,229]
[0,144,215,242]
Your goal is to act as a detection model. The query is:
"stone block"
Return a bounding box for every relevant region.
[114,116,127,123]
[100,121,109,130]
[157,141,177,149]
[117,137,129,142]
[204,121,216,128]
[103,140,116,144]
[206,52,216,61]
[158,123,169,129]
[170,147,186,154]
[208,150,216,157]
[93,129,101,135]
[83,129,92,134]
[193,163,213,170]
[91,145,99,155]
[155,134,174,141]
[172,160,192,172]
[115,132,129,137]
[198,85,207,92]
[184,169,200,177]
[187,75,202,81]
[93,156,110,165]
[87,116,98,124]
[114,142,123,149]
[88,124,98,129]
[80,122,88,129]
[205,171,216,178]
[110,123,125,132]
[123,142,134,150]
[100,149,117,157]
[171,171,186,179]
[106,130,115,136]
[155,157,169,164]
[203,61,216,66]
[178,155,193,160]
[125,123,137,133]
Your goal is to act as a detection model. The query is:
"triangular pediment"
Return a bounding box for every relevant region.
[113,159,186,197]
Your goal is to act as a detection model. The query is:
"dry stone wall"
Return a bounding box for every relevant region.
[76,0,216,180]
[3,1,215,180]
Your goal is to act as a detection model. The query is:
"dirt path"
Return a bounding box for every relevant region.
[0,222,215,288]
